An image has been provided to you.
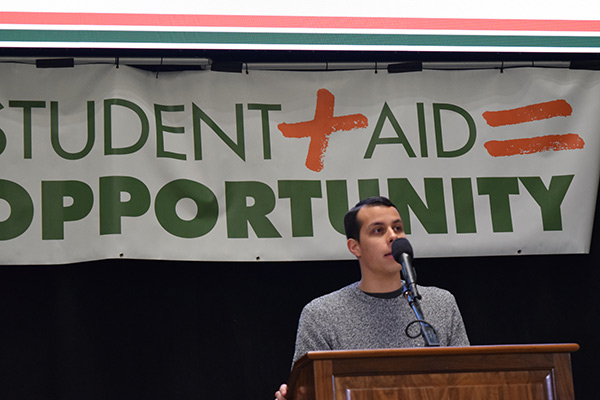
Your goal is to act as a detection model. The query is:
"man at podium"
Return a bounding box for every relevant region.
[275,196,469,400]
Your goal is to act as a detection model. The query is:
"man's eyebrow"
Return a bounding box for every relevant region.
[365,221,385,229]
[366,218,403,227]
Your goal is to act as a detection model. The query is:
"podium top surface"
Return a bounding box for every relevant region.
[296,343,579,365]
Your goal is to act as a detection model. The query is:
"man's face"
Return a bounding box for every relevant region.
[347,205,406,278]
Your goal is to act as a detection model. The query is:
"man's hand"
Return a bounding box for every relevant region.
[274,383,288,400]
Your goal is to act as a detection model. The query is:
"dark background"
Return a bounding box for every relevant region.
[2,231,598,400]
[1,49,599,399]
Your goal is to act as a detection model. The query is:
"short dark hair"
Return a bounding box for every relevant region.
[343,196,398,241]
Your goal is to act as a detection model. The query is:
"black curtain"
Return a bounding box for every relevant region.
[1,235,599,399]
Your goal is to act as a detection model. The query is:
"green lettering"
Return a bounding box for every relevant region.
[155,179,218,238]
[155,104,186,160]
[51,101,95,160]
[42,180,93,239]
[520,175,574,231]
[9,100,46,159]
[225,181,281,238]
[388,178,447,234]
[477,177,519,233]
[192,103,246,161]
[364,102,416,159]
[0,103,6,155]
[0,179,34,240]
[247,103,282,160]
[326,179,383,235]
[278,180,322,237]
[451,178,477,233]
[99,176,151,235]
[433,103,476,158]
[358,179,380,200]
[417,103,428,157]
[104,99,149,155]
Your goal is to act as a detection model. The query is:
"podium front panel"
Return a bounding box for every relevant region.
[337,370,553,400]
[288,345,578,400]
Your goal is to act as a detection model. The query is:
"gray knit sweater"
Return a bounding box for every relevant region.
[292,282,470,363]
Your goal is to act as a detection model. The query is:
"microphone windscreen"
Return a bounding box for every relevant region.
[392,238,413,262]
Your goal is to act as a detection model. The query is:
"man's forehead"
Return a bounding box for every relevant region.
[358,205,402,226]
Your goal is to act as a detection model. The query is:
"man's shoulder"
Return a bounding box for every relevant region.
[302,282,359,312]
[418,285,458,306]
[419,285,453,296]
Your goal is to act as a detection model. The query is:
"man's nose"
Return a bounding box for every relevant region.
[388,229,406,242]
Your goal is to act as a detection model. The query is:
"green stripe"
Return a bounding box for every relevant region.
[2,29,600,48]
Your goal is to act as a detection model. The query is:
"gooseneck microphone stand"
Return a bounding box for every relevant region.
[402,285,440,347]
[393,238,440,347]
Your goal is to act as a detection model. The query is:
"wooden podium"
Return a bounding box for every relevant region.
[287,344,579,400]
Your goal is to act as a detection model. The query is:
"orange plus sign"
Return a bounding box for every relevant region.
[278,88,368,172]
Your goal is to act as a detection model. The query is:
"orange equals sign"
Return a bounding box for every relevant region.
[483,99,572,127]
[482,99,585,157]
[484,134,585,157]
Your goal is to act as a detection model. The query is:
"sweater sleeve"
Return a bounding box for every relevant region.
[292,302,334,364]
[447,293,470,347]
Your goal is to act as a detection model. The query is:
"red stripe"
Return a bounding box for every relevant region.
[1,11,600,32]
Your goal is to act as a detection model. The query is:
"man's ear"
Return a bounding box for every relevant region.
[347,238,361,258]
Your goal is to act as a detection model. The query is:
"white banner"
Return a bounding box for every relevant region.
[1,64,599,264]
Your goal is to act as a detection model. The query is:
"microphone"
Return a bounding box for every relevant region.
[392,238,439,346]
[392,238,421,300]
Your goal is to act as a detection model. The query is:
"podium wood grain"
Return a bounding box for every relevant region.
[287,344,579,400]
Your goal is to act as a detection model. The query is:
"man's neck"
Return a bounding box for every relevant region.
[358,277,403,294]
